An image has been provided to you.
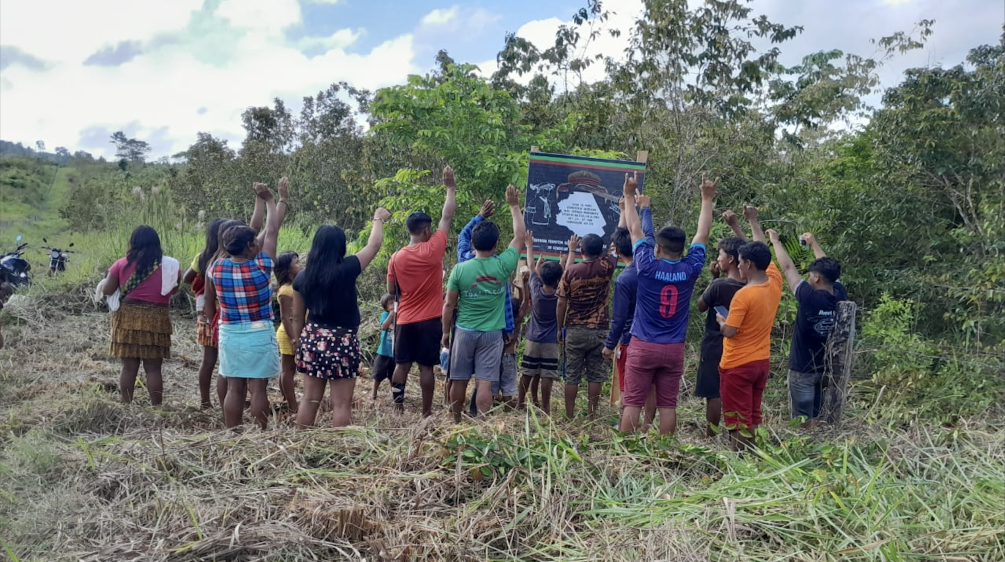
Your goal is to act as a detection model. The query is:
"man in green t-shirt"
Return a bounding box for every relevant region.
[442,184,527,421]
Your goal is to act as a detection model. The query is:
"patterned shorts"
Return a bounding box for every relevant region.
[295,323,361,380]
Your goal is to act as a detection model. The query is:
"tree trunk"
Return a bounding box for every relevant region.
[820,301,857,424]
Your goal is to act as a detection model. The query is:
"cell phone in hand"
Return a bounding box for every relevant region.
[799,237,807,247]
[714,306,729,319]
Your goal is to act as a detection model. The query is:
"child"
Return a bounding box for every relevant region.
[519,231,563,414]
[372,293,396,400]
[495,291,525,409]
[274,251,301,413]
[184,218,226,409]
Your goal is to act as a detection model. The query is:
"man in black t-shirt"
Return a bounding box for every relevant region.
[768,231,847,426]
[696,215,749,437]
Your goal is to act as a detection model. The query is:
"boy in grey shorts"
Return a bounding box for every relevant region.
[519,232,563,415]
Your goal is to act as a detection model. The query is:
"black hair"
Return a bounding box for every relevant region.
[197,218,227,274]
[274,251,299,286]
[808,257,841,284]
[380,293,394,309]
[406,212,432,235]
[471,221,500,251]
[126,225,163,273]
[738,241,772,271]
[581,234,603,258]
[293,225,349,318]
[221,224,257,257]
[718,236,745,263]
[540,260,563,287]
[612,227,632,258]
[213,219,243,260]
[656,226,686,255]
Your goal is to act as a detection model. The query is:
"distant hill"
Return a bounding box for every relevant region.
[0,140,96,165]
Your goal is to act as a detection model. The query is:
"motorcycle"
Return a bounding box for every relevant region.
[1,234,31,287]
[42,238,74,276]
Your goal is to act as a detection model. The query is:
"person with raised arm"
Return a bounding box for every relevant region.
[456,198,516,415]
[387,166,457,417]
[442,185,526,421]
[694,211,747,437]
[206,179,286,429]
[715,204,783,449]
[603,198,656,428]
[292,207,392,428]
[556,223,618,419]
[519,231,564,413]
[618,172,716,435]
[768,230,846,426]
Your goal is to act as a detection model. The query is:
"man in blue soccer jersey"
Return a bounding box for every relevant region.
[618,171,717,435]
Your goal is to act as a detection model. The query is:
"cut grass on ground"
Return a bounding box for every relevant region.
[0,306,1003,561]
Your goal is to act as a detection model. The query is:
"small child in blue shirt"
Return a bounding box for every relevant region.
[371,293,395,400]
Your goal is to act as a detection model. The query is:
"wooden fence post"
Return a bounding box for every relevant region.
[820,301,858,424]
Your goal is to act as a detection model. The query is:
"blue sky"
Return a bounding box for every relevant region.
[0,0,1000,158]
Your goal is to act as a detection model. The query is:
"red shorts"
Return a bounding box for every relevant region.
[719,359,771,429]
[616,342,630,392]
[623,340,684,408]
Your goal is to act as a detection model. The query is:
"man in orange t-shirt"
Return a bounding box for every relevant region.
[387,166,457,417]
[716,207,782,449]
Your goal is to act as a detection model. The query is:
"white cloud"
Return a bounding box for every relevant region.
[421,6,460,27]
[216,0,301,36]
[0,0,203,64]
[298,28,365,51]
[0,0,418,158]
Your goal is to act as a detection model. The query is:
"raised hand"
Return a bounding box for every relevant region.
[278,177,290,201]
[766,228,780,243]
[700,173,718,199]
[623,172,638,197]
[374,207,392,222]
[722,210,739,226]
[525,230,535,247]
[800,232,817,246]
[254,182,273,201]
[743,204,758,221]
[443,165,455,187]
[618,196,626,212]
[480,200,496,219]
[536,253,544,270]
[637,194,651,208]
[567,234,580,253]
[505,184,519,207]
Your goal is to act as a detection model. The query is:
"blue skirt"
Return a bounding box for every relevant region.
[219,321,280,379]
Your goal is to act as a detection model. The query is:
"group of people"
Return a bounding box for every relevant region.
[101,164,846,446]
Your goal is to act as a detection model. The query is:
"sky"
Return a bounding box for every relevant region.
[0,0,1001,159]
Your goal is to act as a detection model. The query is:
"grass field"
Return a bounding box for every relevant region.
[1,296,1003,561]
[2,156,1003,561]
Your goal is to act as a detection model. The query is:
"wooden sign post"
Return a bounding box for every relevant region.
[820,301,857,424]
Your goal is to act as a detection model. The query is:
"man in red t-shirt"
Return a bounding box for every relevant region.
[387,166,457,416]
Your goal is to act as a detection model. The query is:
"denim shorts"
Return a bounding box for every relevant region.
[219,321,280,379]
[788,369,824,419]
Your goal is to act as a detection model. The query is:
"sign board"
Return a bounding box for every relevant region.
[524,152,647,258]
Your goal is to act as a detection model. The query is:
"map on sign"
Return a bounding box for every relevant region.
[524,152,646,259]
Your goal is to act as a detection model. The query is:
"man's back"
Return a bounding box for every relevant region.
[557,254,618,329]
[632,240,706,344]
[720,263,783,369]
[790,281,848,373]
[388,229,447,325]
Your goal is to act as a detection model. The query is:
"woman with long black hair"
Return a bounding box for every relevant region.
[102,225,181,405]
[292,206,391,428]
